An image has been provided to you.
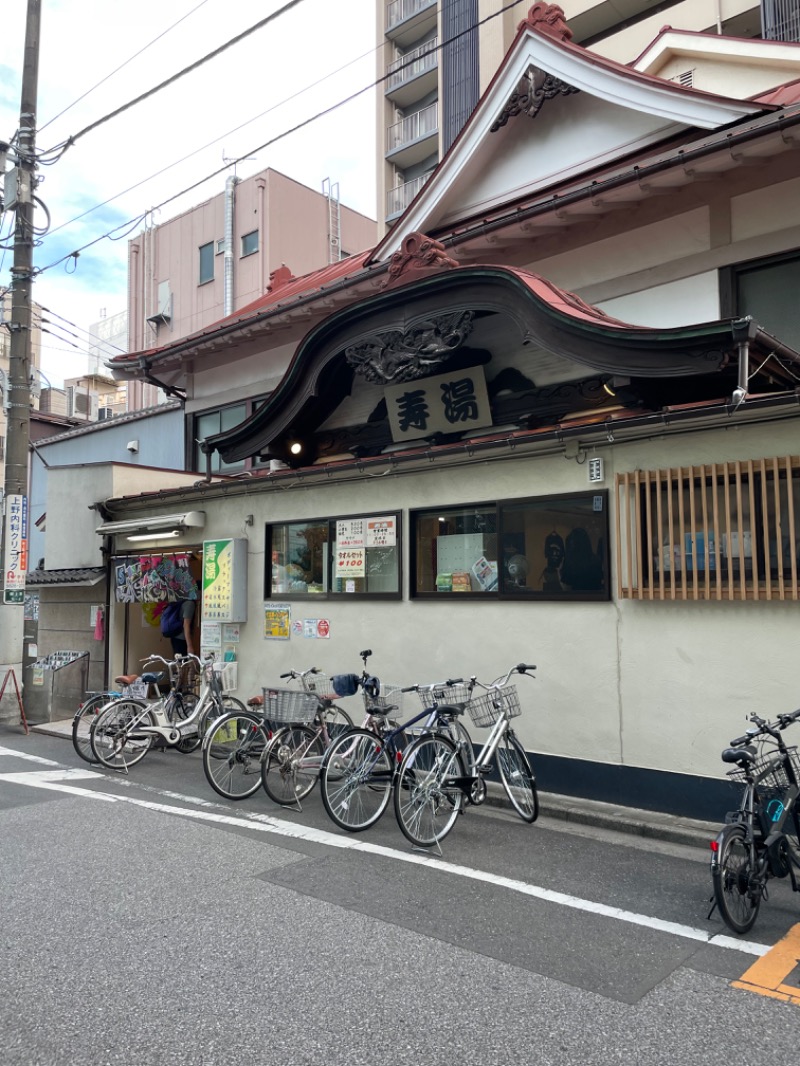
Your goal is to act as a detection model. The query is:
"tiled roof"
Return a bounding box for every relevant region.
[27,568,105,586]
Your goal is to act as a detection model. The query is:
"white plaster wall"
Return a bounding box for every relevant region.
[731,175,800,244]
[596,271,720,326]
[145,414,800,788]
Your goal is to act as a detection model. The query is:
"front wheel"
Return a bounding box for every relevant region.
[320,728,393,832]
[72,693,115,764]
[393,733,465,849]
[202,712,269,800]
[497,733,538,823]
[90,700,155,771]
[712,823,762,934]
[261,725,323,806]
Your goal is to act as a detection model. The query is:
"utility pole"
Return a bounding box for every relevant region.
[0,0,40,720]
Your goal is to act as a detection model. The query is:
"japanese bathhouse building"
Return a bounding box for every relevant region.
[100,6,800,817]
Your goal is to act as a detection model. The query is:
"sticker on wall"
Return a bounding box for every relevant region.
[303,619,330,639]
[264,603,291,640]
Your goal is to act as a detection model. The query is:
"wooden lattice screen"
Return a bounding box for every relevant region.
[615,456,800,600]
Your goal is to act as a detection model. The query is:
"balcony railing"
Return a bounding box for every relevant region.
[386,171,434,217]
[387,101,438,152]
[387,0,436,30]
[762,0,800,41]
[387,38,438,91]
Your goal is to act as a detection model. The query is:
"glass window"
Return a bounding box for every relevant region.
[199,242,214,284]
[413,504,497,594]
[266,514,401,599]
[241,230,259,257]
[194,405,246,473]
[412,493,609,600]
[731,253,800,350]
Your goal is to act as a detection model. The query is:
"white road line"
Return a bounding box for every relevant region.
[0,745,62,766]
[0,767,770,957]
[0,767,117,800]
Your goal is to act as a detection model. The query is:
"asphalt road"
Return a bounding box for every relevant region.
[2,725,800,1066]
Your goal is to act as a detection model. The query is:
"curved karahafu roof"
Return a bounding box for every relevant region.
[205,240,800,465]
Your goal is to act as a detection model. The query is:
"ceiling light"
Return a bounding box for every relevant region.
[289,441,303,455]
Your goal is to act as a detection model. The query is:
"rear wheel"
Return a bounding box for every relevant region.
[90,700,154,771]
[202,712,269,800]
[712,823,761,934]
[497,733,538,822]
[320,728,393,832]
[261,725,323,806]
[393,733,465,849]
[71,693,114,764]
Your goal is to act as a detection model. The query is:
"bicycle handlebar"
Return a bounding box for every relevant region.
[400,678,464,694]
[728,708,800,747]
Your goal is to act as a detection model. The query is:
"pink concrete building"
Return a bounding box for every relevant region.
[126,168,377,410]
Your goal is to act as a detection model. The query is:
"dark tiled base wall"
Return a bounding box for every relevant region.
[530,751,734,822]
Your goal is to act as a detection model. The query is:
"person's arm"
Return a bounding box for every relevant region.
[182,601,196,655]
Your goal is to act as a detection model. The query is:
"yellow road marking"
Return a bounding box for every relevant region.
[733,923,800,1005]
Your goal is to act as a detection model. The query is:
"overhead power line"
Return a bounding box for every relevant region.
[38,0,212,132]
[41,0,306,159]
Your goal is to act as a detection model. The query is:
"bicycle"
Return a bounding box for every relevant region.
[393,663,538,850]
[201,660,349,801]
[318,670,473,838]
[72,659,196,765]
[259,667,354,808]
[89,654,244,772]
[710,707,800,934]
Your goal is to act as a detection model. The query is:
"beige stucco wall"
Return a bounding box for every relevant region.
[101,414,800,790]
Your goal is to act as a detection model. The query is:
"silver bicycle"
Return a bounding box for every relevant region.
[89,654,244,772]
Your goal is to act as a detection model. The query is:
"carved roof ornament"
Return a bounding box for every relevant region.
[267,264,296,293]
[345,311,475,384]
[491,63,579,132]
[518,3,573,41]
[382,232,459,291]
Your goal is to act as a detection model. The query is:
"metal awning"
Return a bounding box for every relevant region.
[95,511,205,538]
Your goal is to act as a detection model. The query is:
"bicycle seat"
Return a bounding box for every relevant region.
[140,672,163,684]
[722,745,756,766]
[114,674,138,686]
[248,695,264,707]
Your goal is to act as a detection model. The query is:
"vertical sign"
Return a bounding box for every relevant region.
[4,494,28,604]
[202,539,248,623]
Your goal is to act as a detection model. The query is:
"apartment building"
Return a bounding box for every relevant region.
[377,0,799,228]
[126,168,377,369]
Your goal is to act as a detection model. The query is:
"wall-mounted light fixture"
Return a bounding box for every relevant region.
[602,375,631,397]
[126,530,182,543]
[288,440,303,456]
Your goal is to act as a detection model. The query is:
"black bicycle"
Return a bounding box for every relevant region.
[710,707,800,934]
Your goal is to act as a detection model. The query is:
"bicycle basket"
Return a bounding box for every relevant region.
[213,661,237,694]
[123,680,148,700]
[417,681,473,709]
[467,684,521,729]
[262,687,319,725]
[301,673,334,699]
[364,683,403,716]
[728,753,792,805]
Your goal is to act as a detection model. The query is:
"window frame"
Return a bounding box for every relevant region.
[198,241,215,284]
[188,397,267,474]
[410,491,611,602]
[240,230,259,257]
[264,511,403,602]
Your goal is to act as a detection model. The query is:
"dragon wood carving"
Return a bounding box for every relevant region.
[345,312,475,384]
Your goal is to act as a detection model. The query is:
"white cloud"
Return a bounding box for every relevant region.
[1,0,378,385]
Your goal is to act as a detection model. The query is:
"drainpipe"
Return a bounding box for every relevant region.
[715,0,723,34]
[256,176,266,295]
[224,176,237,316]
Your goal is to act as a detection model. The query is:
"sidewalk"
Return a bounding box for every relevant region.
[27,718,718,850]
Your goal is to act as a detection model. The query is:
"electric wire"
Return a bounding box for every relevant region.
[39,0,307,162]
[37,305,128,354]
[37,0,213,133]
[29,0,528,280]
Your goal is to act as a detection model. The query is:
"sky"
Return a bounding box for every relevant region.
[0,0,378,387]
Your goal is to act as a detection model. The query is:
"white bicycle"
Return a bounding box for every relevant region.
[89,654,245,773]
